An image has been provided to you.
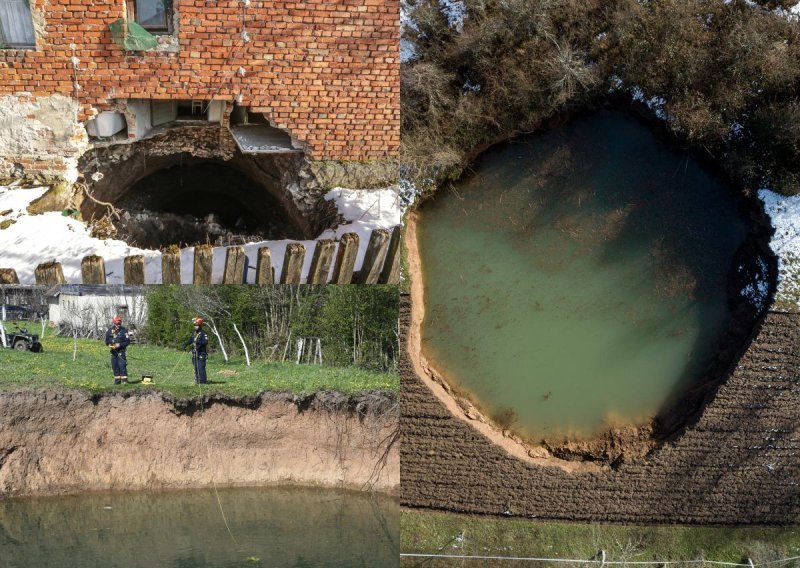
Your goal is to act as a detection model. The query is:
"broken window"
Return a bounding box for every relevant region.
[0,0,35,48]
[131,0,171,33]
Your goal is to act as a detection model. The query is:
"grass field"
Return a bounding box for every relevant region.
[0,325,398,397]
[401,509,800,567]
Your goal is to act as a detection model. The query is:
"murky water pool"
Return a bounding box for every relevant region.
[418,111,748,440]
[0,487,399,567]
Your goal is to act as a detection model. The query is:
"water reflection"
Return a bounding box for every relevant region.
[0,487,399,567]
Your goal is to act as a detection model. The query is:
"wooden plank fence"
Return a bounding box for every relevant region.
[2,227,402,286]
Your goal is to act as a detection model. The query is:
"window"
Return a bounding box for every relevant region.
[131,0,171,33]
[0,0,35,48]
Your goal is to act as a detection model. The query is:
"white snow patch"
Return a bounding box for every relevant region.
[729,121,745,140]
[0,185,401,285]
[401,38,418,63]
[439,0,466,32]
[0,186,49,215]
[401,0,420,63]
[399,174,424,211]
[759,188,800,309]
[739,256,770,311]
[608,76,669,121]
[630,87,668,121]
[317,186,401,274]
[0,186,160,285]
[462,78,481,93]
[401,0,419,33]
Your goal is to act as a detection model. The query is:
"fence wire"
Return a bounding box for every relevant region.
[399,553,800,566]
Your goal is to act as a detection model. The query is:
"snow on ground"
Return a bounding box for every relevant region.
[0,186,161,285]
[609,76,670,122]
[759,188,800,310]
[630,87,668,121]
[0,185,401,285]
[401,38,418,64]
[401,0,419,63]
[739,256,770,312]
[439,0,466,32]
[401,0,468,63]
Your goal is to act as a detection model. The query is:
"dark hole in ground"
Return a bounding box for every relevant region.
[113,162,305,249]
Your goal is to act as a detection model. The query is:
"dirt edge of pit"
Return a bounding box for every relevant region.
[0,387,399,498]
[405,173,776,468]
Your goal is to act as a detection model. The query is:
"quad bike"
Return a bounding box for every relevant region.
[1,325,43,352]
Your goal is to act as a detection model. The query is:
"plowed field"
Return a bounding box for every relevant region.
[401,295,800,524]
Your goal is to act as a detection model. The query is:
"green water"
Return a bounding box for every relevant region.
[0,487,399,567]
[418,111,748,441]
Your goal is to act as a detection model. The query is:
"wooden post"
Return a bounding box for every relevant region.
[280,242,305,285]
[307,239,336,284]
[193,244,214,285]
[0,269,19,284]
[330,232,359,284]
[123,255,145,285]
[358,229,390,284]
[379,225,402,285]
[223,246,246,284]
[34,261,65,285]
[161,248,181,285]
[81,255,106,285]
[255,247,274,284]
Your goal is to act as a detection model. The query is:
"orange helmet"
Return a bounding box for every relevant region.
[112,316,122,325]
[192,317,203,326]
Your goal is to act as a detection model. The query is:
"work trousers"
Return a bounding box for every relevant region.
[192,352,207,384]
[111,350,128,377]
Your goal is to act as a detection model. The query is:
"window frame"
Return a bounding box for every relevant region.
[127,0,173,35]
[0,0,36,50]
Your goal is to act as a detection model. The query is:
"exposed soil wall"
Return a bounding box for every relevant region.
[0,389,399,497]
[401,293,800,524]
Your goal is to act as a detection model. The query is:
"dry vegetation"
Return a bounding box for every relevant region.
[403,0,800,194]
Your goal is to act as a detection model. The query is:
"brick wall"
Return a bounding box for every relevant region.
[0,0,399,162]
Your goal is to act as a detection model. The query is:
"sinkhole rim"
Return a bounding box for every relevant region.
[405,114,777,469]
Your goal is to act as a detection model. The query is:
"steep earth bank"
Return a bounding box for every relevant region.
[0,388,398,496]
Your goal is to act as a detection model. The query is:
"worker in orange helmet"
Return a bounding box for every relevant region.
[104,315,131,385]
[183,317,208,384]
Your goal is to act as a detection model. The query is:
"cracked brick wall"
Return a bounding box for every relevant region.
[0,0,399,179]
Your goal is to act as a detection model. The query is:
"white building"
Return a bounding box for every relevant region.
[46,285,148,336]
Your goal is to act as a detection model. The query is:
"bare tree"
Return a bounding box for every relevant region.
[232,323,250,366]
[176,287,230,362]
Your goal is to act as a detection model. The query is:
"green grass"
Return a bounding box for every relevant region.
[401,509,800,567]
[0,327,398,397]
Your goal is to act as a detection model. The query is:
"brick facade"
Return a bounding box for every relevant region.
[0,0,399,163]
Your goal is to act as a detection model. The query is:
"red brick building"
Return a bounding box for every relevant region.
[0,0,399,183]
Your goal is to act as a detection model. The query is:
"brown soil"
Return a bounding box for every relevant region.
[0,388,399,497]
[402,287,800,523]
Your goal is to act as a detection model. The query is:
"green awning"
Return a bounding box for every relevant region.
[109,18,159,51]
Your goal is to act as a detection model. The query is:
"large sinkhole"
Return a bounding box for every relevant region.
[111,162,304,249]
[79,143,313,249]
[416,110,768,443]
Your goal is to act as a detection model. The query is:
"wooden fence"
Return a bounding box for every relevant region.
[0,226,401,286]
